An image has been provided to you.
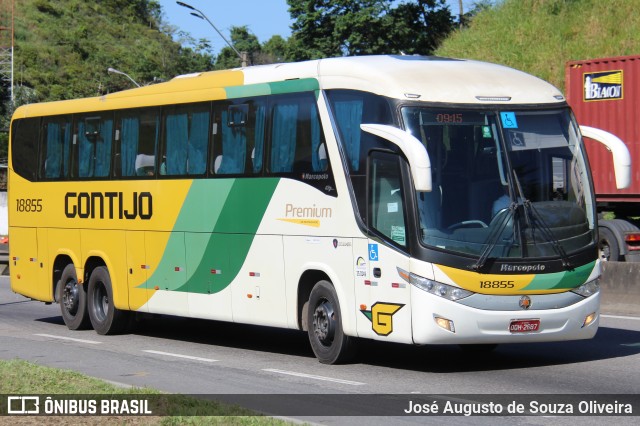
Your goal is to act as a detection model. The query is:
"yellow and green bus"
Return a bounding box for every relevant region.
[9,56,630,364]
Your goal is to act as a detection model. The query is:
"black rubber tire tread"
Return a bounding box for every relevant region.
[87,266,131,335]
[307,280,356,364]
[598,227,620,262]
[58,264,91,330]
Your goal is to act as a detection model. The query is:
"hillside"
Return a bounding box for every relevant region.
[12,0,213,102]
[436,0,640,92]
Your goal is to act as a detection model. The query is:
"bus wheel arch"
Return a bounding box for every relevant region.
[57,262,91,330]
[87,265,131,335]
[307,279,356,364]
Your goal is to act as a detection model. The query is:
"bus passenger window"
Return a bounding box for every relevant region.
[11,118,40,182]
[163,103,210,176]
[116,108,159,178]
[77,114,113,178]
[215,104,248,174]
[213,100,266,176]
[40,117,72,180]
[269,94,327,174]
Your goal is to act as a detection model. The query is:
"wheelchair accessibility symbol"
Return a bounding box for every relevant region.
[369,244,379,261]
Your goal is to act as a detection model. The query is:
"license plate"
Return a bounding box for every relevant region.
[509,319,540,333]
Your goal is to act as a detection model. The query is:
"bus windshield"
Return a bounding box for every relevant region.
[402,107,596,260]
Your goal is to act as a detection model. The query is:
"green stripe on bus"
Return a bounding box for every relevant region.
[269,78,319,94]
[522,261,596,291]
[224,78,319,99]
[225,83,272,99]
[138,178,280,294]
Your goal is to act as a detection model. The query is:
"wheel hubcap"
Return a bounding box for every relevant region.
[313,300,335,345]
[62,281,78,315]
[598,241,611,261]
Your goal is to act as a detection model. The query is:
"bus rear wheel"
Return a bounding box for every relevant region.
[58,264,91,330]
[598,227,620,262]
[307,280,356,364]
[87,266,130,335]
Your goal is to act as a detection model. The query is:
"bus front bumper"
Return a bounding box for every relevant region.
[411,287,600,345]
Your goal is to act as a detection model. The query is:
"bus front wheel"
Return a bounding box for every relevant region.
[58,264,90,330]
[307,280,356,364]
[87,266,130,335]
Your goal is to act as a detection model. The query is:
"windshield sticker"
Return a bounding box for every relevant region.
[509,131,525,148]
[391,226,406,245]
[482,126,492,138]
[500,112,518,129]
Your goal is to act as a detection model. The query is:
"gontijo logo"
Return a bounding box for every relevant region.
[583,70,623,101]
[360,302,404,336]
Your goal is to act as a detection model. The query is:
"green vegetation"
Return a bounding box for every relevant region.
[436,0,640,92]
[0,359,290,424]
[4,0,637,158]
[285,0,455,60]
[14,0,214,101]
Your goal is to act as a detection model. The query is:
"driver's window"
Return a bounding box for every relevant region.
[368,151,407,247]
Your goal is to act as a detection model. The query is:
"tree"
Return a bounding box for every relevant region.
[258,35,289,64]
[215,26,261,69]
[286,0,455,60]
[387,0,454,55]
[12,0,216,102]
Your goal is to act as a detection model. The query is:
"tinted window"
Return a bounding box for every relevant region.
[76,113,114,178]
[268,93,327,174]
[11,118,40,181]
[115,108,160,177]
[212,99,266,175]
[41,116,73,180]
[162,103,210,176]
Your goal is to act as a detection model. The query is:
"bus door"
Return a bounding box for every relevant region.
[358,150,412,343]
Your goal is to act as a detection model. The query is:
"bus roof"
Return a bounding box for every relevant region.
[13,55,564,119]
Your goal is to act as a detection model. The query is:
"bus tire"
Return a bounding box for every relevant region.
[58,264,91,330]
[307,280,356,364]
[598,227,620,262]
[87,266,130,335]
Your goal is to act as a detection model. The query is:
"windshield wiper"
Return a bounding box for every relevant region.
[472,202,517,271]
[511,170,574,271]
[525,200,574,270]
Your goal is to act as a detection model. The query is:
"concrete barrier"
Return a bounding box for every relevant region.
[600,261,640,316]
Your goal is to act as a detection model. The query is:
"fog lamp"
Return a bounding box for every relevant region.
[582,312,597,328]
[434,316,455,333]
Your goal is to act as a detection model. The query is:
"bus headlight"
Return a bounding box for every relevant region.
[571,278,600,297]
[410,273,473,301]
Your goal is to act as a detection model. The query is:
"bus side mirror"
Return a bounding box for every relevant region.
[360,124,432,192]
[579,125,631,190]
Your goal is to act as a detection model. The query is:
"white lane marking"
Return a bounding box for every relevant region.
[34,333,102,345]
[142,350,218,363]
[601,314,640,321]
[263,368,365,386]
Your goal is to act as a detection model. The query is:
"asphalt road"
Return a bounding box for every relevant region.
[1,276,639,425]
